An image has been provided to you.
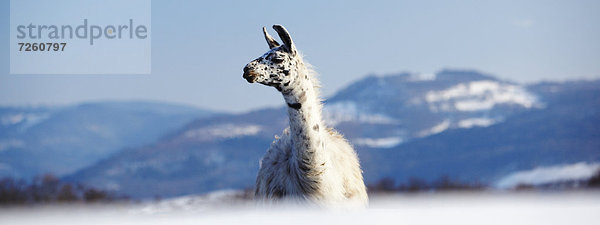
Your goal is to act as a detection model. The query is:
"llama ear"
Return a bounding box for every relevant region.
[273,25,296,55]
[263,27,280,49]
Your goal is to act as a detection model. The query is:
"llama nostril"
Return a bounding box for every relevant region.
[243,70,256,83]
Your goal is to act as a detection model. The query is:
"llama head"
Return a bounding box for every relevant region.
[243,25,302,93]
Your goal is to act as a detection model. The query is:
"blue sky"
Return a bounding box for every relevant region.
[1,0,599,112]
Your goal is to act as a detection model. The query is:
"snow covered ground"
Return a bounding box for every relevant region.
[2,192,599,225]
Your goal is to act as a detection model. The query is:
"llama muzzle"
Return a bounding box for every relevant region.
[242,66,257,83]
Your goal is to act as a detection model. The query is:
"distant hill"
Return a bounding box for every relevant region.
[0,101,215,178]
[364,79,600,185]
[64,70,594,199]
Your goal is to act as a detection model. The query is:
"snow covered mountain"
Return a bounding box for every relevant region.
[64,70,595,199]
[362,79,600,185]
[324,70,541,147]
[0,101,214,178]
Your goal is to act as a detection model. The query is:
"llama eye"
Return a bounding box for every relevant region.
[271,58,284,63]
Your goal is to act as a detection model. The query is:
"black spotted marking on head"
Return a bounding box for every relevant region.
[271,58,284,64]
[287,102,301,110]
[283,70,290,75]
[312,124,319,131]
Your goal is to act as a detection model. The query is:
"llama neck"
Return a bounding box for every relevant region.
[282,70,326,177]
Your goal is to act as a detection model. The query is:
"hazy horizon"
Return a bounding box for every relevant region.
[0,69,596,113]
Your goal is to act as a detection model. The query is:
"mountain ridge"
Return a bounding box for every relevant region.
[0,100,215,178]
[64,70,599,198]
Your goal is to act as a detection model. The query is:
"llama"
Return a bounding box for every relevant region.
[242,25,368,207]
